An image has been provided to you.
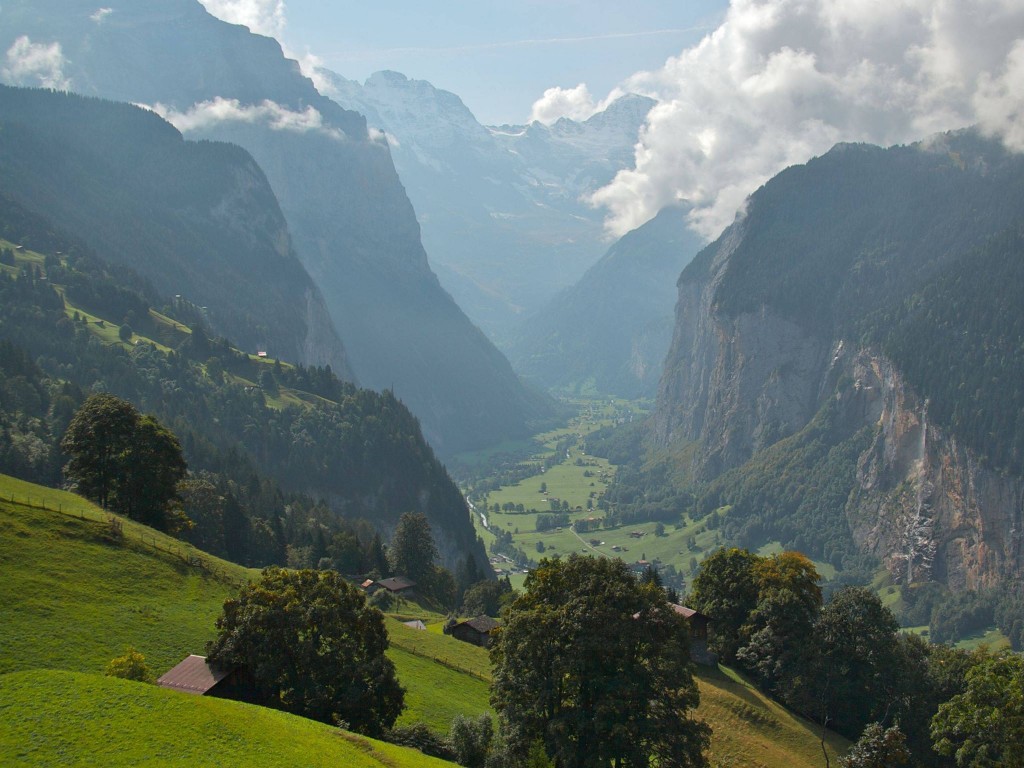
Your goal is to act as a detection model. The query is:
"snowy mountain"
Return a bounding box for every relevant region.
[320,69,654,337]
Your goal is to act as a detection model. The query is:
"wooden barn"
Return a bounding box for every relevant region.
[157,655,256,701]
[445,615,500,648]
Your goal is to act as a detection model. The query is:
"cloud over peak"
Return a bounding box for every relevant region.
[589,0,1024,240]
[2,36,71,91]
[197,0,286,39]
[148,98,345,140]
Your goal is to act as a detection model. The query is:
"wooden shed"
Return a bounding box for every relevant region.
[157,655,255,700]
[445,615,500,648]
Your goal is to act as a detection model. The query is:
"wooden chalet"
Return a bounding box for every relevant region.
[376,576,416,596]
[445,615,500,648]
[669,604,716,666]
[157,655,256,700]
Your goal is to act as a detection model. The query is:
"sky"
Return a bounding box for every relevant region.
[189,1,1024,241]
[272,0,728,126]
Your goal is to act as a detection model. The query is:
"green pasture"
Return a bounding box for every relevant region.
[0,670,450,768]
[0,475,501,735]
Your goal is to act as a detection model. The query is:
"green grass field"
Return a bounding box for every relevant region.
[0,475,497,737]
[0,670,450,768]
[695,665,847,767]
[0,473,852,765]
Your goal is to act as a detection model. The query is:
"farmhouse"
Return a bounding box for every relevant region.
[157,654,255,699]
[445,615,500,648]
[670,604,715,666]
[376,576,416,596]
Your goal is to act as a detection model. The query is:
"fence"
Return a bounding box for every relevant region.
[2,489,246,585]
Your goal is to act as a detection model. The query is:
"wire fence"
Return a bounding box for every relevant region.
[2,489,247,585]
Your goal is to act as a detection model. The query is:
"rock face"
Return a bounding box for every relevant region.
[324,68,655,336]
[0,0,550,454]
[655,131,1024,590]
[844,350,1024,592]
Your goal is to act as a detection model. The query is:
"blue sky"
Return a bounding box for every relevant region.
[278,1,727,125]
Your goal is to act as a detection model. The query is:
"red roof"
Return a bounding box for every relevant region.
[157,655,231,695]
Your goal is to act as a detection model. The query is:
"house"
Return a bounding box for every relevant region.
[630,604,716,666]
[669,604,716,666]
[376,576,416,596]
[157,655,255,700]
[360,578,380,594]
[445,615,500,648]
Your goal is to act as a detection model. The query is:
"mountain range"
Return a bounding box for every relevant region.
[504,205,704,397]
[0,0,549,454]
[322,68,655,337]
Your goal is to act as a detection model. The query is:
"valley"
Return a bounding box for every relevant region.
[1,1,1023,764]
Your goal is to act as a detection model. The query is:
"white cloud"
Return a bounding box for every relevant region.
[590,0,1024,240]
[1,36,71,91]
[196,0,286,39]
[147,97,344,140]
[90,7,114,23]
[529,84,599,124]
[528,83,629,125]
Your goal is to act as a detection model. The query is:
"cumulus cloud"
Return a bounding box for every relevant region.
[90,7,114,23]
[1,36,71,90]
[147,97,344,140]
[530,84,598,124]
[589,0,1024,240]
[528,83,628,124]
[197,0,286,39]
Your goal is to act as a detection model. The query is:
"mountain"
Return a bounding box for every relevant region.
[0,85,350,376]
[0,190,488,575]
[0,0,549,454]
[321,68,655,336]
[652,129,1024,592]
[505,205,704,397]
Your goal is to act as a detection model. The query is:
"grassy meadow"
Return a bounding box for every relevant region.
[0,670,451,768]
[0,473,853,765]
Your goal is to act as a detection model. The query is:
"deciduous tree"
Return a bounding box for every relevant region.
[491,554,710,768]
[207,567,404,735]
[931,651,1024,768]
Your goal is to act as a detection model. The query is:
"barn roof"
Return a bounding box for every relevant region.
[669,603,709,621]
[377,576,416,592]
[458,615,500,634]
[157,655,231,695]
[632,604,710,621]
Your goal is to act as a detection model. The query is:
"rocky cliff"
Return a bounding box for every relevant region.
[655,130,1024,590]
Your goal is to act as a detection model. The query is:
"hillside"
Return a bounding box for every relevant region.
[507,206,704,397]
[0,85,350,378]
[0,475,848,764]
[0,670,451,768]
[0,0,552,454]
[647,129,1024,595]
[0,205,487,573]
[0,480,492,733]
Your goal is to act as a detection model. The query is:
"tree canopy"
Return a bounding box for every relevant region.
[207,567,404,735]
[931,651,1024,768]
[61,393,186,531]
[490,554,710,768]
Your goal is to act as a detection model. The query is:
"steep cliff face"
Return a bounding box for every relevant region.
[654,130,1024,590]
[844,350,1024,592]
